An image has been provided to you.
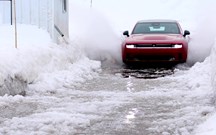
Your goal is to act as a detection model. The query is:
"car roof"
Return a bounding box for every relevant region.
[137,19,178,23]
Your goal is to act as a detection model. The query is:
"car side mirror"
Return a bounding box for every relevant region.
[123,31,129,37]
[183,30,190,37]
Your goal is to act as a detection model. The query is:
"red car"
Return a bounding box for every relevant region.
[122,20,190,65]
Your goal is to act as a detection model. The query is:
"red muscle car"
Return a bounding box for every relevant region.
[122,20,190,65]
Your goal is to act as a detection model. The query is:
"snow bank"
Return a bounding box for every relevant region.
[193,40,216,135]
[0,24,101,96]
[211,40,216,100]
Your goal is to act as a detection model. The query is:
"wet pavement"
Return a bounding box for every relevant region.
[75,64,213,135]
[117,67,174,79]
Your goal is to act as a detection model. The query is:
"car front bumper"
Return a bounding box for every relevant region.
[123,47,187,63]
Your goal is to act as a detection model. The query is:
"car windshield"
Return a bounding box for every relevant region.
[132,22,180,34]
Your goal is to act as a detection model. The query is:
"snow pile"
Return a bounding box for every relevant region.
[0,87,133,134]
[0,24,101,96]
[193,41,216,135]
[211,39,216,99]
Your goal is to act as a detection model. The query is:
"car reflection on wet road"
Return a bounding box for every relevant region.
[105,63,175,79]
[119,67,174,79]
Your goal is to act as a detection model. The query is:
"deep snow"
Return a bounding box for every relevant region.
[194,39,216,135]
[0,0,216,134]
[0,24,101,96]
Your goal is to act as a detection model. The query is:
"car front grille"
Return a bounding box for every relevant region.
[134,44,174,48]
[127,54,175,61]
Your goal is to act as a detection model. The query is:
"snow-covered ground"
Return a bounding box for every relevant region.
[0,0,216,134]
[0,24,101,96]
[194,39,216,135]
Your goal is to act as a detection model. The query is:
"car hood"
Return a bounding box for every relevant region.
[125,34,185,44]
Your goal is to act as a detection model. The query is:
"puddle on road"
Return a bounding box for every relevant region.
[120,67,174,79]
[104,66,175,79]
[101,61,177,79]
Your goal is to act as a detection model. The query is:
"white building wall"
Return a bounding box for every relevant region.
[0,1,11,24]
[0,0,68,44]
[54,0,69,44]
[0,12,2,24]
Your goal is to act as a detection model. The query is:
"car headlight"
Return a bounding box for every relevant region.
[126,44,135,48]
[174,44,183,48]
